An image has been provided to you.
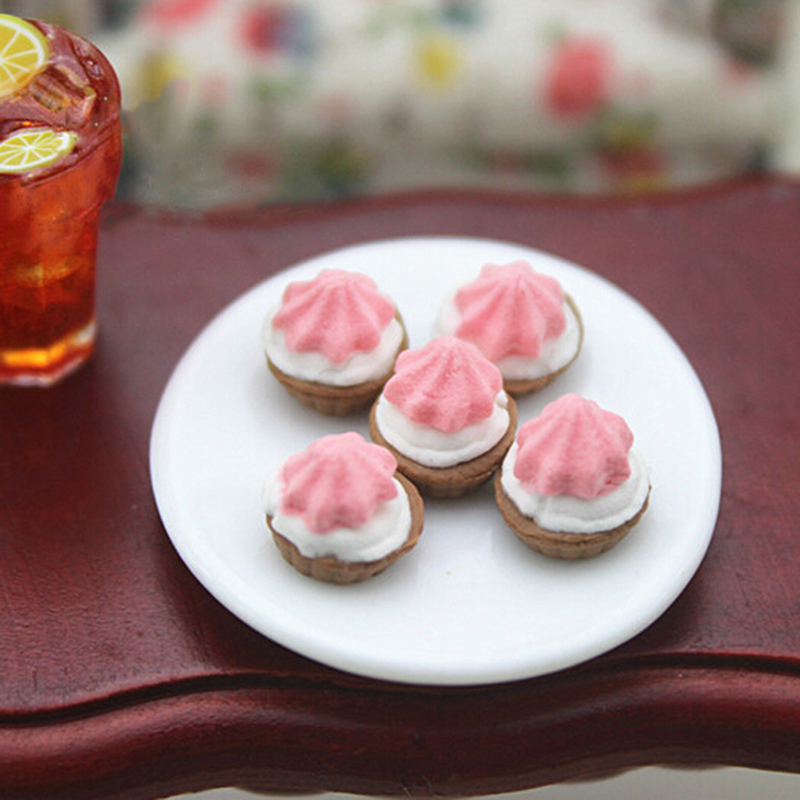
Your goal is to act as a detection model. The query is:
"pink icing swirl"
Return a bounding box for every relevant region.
[382,336,504,433]
[513,394,633,499]
[272,269,396,364]
[454,260,566,360]
[279,432,399,534]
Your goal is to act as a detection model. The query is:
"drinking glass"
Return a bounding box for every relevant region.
[0,14,123,385]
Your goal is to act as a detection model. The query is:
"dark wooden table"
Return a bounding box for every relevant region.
[1,178,799,800]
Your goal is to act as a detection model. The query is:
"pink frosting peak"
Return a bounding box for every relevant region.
[272,269,395,363]
[514,394,633,499]
[279,432,399,534]
[454,260,566,360]
[383,336,503,433]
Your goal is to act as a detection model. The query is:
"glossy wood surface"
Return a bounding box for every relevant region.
[1,179,799,799]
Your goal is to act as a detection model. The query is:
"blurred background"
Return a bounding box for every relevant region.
[2,0,799,209]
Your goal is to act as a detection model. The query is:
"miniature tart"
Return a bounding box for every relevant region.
[263,432,424,584]
[435,259,583,395]
[494,394,650,559]
[263,269,407,415]
[369,336,517,498]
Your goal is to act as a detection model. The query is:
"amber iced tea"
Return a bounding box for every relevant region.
[0,15,122,385]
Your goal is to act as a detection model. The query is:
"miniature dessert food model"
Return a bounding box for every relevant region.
[370,335,517,498]
[495,393,650,558]
[436,259,583,395]
[263,269,407,415]
[263,432,424,583]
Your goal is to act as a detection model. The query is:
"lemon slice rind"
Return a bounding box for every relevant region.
[0,14,50,98]
[0,128,77,175]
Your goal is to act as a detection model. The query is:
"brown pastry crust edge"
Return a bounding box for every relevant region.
[267,313,408,416]
[268,472,424,584]
[503,294,584,397]
[369,396,518,499]
[494,469,650,559]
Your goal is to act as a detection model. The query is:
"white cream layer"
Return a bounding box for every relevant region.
[374,391,510,468]
[262,311,404,386]
[263,472,412,563]
[435,297,581,381]
[500,446,650,534]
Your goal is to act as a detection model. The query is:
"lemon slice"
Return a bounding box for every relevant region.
[0,127,77,174]
[0,14,50,98]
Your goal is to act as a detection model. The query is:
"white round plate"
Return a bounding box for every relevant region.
[150,237,721,686]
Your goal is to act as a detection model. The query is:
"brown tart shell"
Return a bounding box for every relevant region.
[502,294,584,397]
[268,473,424,584]
[369,396,517,499]
[267,313,408,416]
[494,469,650,559]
